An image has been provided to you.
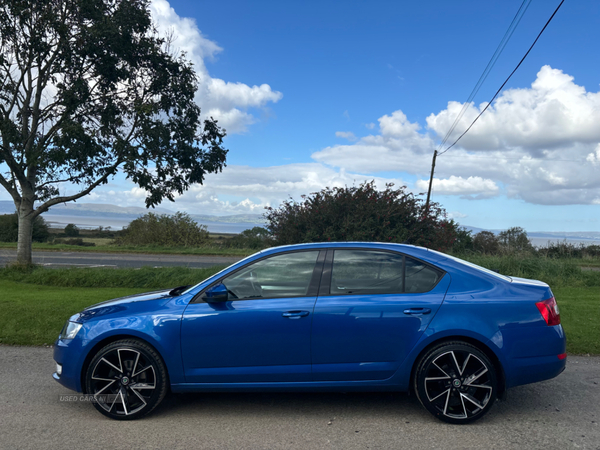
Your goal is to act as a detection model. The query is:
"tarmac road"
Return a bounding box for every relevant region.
[0,249,243,269]
[0,346,598,450]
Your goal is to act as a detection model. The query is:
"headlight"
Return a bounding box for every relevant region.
[59,321,83,340]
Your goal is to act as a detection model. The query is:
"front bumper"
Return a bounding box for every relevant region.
[53,338,85,393]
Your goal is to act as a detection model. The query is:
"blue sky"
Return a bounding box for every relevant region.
[3,0,600,232]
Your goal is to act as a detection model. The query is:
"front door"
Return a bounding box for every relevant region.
[181,250,323,383]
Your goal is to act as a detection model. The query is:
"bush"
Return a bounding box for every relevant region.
[537,241,600,259]
[451,227,474,253]
[264,181,464,251]
[0,213,50,242]
[116,212,209,247]
[64,224,80,237]
[473,231,500,255]
[222,227,272,250]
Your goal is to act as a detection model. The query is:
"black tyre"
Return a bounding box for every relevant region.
[414,341,497,424]
[85,339,168,420]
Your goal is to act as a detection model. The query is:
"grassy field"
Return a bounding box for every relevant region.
[553,286,600,355]
[0,264,597,353]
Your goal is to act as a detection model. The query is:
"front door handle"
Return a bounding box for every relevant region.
[282,310,310,319]
[403,308,432,315]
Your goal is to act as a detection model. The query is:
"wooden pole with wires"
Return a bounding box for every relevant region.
[424,149,437,216]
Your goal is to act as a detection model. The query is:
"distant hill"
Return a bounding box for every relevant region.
[190,213,265,224]
[0,200,265,225]
[0,200,172,217]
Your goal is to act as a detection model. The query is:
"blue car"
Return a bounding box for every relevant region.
[53,242,566,423]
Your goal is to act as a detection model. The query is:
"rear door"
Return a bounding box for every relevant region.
[311,249,450,381]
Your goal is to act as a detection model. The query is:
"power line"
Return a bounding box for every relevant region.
[437,0,532,151]
[442,154,587,163]
[425,0,567,214]
[438,0,566,156]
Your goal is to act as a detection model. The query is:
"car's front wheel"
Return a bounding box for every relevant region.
[414,341,497,424]
[85,339,168,420]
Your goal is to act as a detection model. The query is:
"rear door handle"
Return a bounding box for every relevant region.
[403,308,432,315]
[282,310,310,319]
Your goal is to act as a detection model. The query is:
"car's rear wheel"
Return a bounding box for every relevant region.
[414,341,497,424]
[85,339,168,420]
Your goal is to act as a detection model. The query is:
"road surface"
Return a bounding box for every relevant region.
[0,346,598,449]
[0,249,243,269]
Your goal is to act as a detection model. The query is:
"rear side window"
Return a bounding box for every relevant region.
[405,256,443,293]
[330,250,443,295]
[331,250,404,295]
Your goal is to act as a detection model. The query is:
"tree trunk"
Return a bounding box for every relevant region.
[16,199,35,266]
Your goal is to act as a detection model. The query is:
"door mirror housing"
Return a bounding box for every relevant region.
[202,283,229,302]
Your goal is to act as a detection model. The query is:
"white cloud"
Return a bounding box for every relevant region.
[149,0,282,133]
[335,131,358,141]
[448,211,468,219]
[415,176,499,199]
[426,66,600,152]
[379,110,420,138]
[587,144,600,166]
[172,164,405,215]
[92,164,406,216]
[312,66,600,205]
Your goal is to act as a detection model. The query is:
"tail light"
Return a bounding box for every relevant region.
[536,297,561,326]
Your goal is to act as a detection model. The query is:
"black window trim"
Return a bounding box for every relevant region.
[320,247,446,297]
[191,249,327,304]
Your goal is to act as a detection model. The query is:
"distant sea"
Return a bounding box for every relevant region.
[42,214,263,234]
[39,213,600,246]
[529,237,600,247]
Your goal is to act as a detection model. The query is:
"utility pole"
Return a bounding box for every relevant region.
[424,149,437,216]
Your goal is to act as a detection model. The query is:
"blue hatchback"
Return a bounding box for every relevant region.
[53,243,566,423]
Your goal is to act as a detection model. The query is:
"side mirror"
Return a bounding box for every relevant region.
[202,283,228,302]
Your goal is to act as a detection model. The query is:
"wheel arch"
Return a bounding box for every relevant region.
[80,334,171,394]
[408,335,506,400]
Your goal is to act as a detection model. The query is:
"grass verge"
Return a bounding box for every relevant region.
[0,281,148,346]
[553,286,600,355]
[0,266,597,354]
[0,241,254,257]
[0,265,226,288]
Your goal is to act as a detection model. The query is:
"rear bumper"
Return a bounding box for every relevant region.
[502,324,567,388]
[506,353,566,388]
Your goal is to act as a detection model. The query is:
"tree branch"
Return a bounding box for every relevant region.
[0,171,20,203]
[32,160,123,218]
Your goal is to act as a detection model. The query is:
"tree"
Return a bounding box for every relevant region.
[0,0,228,264]
[264,181,463,252]
[0,212,48,242]
[498,227,534,253]
[473,231,500,255]
[64,223,79,237]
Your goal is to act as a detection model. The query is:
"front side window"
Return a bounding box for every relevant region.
[222,251,320,300]
[331,250,404,295]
